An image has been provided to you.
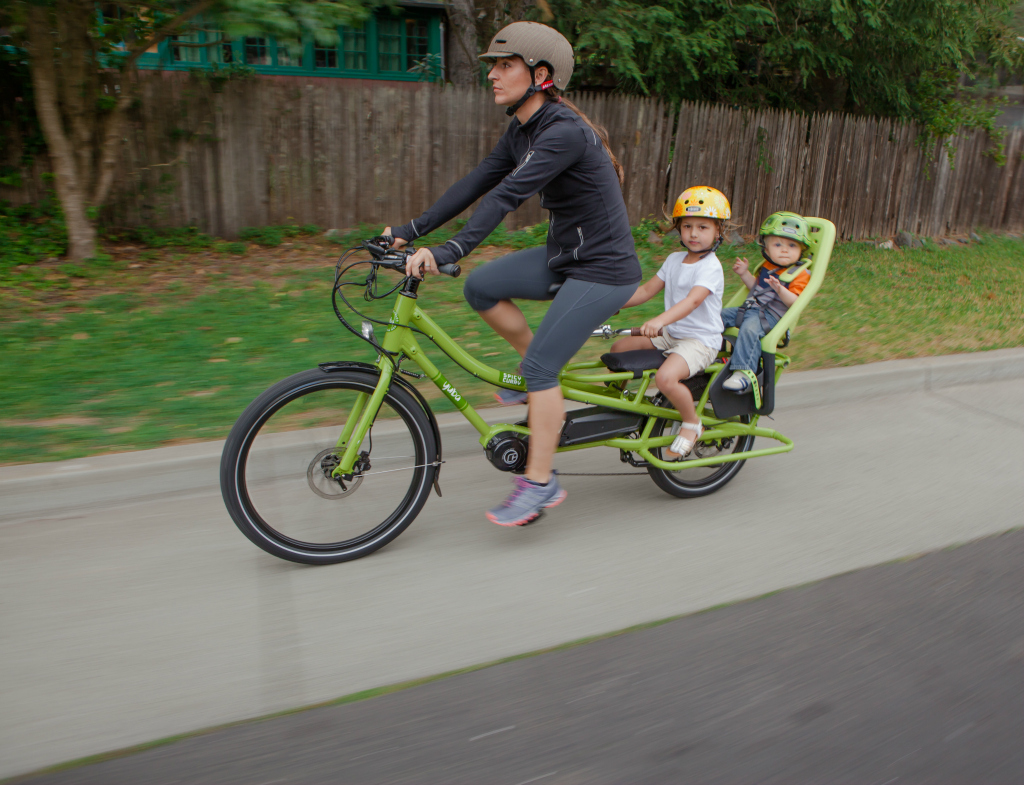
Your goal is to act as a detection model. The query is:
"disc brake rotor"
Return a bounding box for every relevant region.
[307,447,363,499]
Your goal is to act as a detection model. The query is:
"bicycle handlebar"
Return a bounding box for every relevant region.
[590,324,665,340]
[364,238,461,278]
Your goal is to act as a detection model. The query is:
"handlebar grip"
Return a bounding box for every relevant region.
[630,327,664,336]
[437,263,461,278]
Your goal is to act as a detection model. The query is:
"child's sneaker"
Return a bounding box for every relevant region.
[722,371,751,393]
[486,472,567,526]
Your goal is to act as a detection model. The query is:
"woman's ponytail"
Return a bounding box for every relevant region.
[544,87,624,187]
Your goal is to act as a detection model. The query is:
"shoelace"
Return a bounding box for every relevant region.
[502,478,531,508]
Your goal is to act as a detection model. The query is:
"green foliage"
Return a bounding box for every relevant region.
[114,226,219,250]
[537,0,1024,137]
[0,200,67,282]
[192,62,258,93]
[238,223,321,246]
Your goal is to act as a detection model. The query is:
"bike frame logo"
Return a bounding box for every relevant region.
[502,372,523,386]
[441,381,462,403]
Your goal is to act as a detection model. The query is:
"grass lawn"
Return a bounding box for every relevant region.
[1,224,1022,465]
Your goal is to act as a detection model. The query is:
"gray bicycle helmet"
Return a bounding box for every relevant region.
[480,23,574,116]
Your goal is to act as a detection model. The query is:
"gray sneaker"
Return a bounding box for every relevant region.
[495,363,528,406]
[495,387,529,406]
[486,473,567,527]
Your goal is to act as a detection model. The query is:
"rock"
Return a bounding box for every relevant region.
[938,238,957,246]
[646,230,662,245]
[726,229,745,246]
[895,230,923,249]
[957,238,970,244]
[970,232,982,243]
[664,228,681,244]
[324,228,339,238]
[876,240,895,250]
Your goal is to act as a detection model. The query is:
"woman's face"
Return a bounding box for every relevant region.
[678,217,720,253]
[488,56,546,108]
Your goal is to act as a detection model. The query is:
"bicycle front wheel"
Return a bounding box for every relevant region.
[220,368,438,564]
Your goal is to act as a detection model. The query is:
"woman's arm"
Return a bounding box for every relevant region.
[426,122,586,269]
[390,134,516,243]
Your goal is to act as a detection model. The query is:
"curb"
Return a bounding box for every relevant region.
[2,348,1022,522]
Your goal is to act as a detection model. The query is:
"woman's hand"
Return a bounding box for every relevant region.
[732,257,749,277]
[640,317,667,338]
[382,227,407,249]
[405,247,437,279]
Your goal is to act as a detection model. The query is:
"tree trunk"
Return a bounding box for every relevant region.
[446,0,481,87]
[26,5,97,261]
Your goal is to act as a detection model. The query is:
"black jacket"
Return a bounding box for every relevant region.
[392,100,641,286]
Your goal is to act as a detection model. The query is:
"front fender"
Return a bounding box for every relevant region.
[318,361,444,496]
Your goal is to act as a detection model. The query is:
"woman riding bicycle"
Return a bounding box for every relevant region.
[385,22,641,526]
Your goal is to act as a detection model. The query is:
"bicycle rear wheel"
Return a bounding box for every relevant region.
[220,368,438,564]
[646,397,754,499]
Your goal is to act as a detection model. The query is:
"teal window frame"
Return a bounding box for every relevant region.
[136,9,441,82]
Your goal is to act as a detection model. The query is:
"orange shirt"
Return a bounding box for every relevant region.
[763,260,810,296]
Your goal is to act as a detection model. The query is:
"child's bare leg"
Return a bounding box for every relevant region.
[610,335,655,352]
[655,354,700,459]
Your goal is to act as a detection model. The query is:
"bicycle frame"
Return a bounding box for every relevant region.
[331,281,794,477]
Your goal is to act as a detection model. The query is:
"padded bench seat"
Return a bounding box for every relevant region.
[600,349,710,398]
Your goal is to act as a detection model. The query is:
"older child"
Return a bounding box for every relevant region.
[611,186,728,458]
[722,211,812,394]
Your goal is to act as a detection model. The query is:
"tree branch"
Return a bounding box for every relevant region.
[125,0,220,69]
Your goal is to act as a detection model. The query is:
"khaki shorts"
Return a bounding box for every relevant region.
[651,335,719,377]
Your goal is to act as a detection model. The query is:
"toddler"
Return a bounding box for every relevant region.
[722,211,812,394]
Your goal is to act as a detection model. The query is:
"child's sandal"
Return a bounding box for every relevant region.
[666,421,704,460]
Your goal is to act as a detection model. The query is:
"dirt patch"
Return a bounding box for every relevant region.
[1,416,101,427]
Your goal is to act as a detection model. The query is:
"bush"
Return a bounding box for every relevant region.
[0,201,67,279]
[117,226,218,250]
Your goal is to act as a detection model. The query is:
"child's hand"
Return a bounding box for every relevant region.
[732,257,749,277]
[640,317,667,338]
[766,276,784,294]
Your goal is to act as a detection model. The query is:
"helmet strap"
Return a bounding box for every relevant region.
[506,69,555,116]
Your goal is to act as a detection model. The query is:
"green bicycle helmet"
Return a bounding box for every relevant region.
[759,212,811,259]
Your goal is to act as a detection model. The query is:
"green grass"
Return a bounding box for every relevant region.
[0,227,1021,465]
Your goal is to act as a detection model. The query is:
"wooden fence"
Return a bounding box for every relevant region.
[7,73,1024,239]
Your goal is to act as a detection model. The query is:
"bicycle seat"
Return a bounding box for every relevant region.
[600,349,666,376]
[601,349,710,397]
[548,282,563,295]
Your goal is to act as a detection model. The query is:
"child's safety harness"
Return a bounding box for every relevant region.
[736,261,809,332]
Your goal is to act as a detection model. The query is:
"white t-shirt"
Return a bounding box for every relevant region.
[656,251,725,347]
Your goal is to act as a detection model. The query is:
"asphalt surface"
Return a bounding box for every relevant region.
[19,528,1024,784]
[2,351,1023,778]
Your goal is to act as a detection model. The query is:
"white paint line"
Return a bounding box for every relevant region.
[469,725,515,741]
[515,772,558,785]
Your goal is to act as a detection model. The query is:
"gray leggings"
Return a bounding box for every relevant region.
[463,247,637,392]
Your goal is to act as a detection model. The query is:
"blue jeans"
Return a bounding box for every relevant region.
[721,307,780,372]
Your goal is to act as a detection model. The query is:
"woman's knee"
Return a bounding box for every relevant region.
[520,354,559,393]
[462,272,499,312]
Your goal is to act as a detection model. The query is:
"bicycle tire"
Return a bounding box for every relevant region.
[220,368,438,564]
[646,401,754,499]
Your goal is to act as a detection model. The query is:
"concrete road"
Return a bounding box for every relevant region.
[2,351,1022,778]
[20,528,1024,785]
